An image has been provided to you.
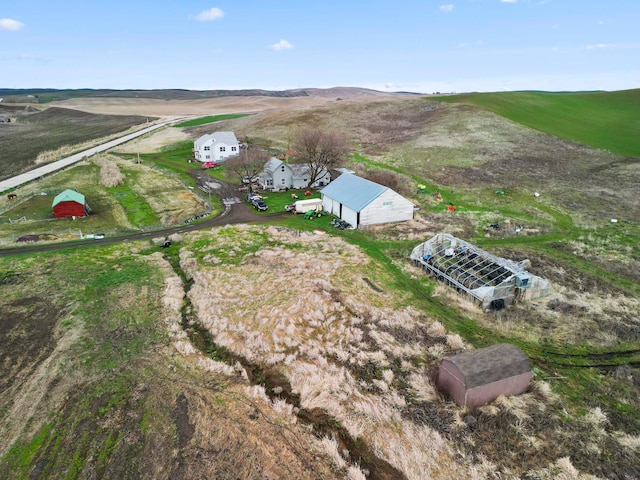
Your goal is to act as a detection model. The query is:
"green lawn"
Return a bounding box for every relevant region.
[253,189,321,214]
[432,89,640,157]
[173,114,250,128]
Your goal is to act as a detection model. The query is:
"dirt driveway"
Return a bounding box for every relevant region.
[0,172,285,257]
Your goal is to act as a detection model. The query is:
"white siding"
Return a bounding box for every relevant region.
[194,135,240,162]
[314,171,331,188]
[322,196,338,215]
[359,189,414,226]
[270,164,293,189]
[342,206,358,227]
[292,177,308,189]
[212,142,240,161]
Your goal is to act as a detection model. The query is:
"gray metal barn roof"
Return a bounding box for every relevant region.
[443,344,531,388]
[320,173,387,212]
[195,131,238,146]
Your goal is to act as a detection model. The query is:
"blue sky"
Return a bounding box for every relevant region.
[1,0,639,93]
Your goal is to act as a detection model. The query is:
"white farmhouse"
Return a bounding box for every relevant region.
[321,173,414,228]
[258,157,331,191]
[193,131,240,162]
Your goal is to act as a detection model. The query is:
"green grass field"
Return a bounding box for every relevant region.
[173,114,250,128]
[433,89,640,157]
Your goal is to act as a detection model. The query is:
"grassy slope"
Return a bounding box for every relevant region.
[174,114,250,128]
[1,93,639,477]
[0,246,336,480]
[433,89,640,157]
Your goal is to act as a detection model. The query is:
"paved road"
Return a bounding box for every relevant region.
[0,117,188,193]
[0,174,286,258]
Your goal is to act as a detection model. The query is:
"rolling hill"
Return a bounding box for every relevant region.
[433,89,640,157]
[1,88,639,480]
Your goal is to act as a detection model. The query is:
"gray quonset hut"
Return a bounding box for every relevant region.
[437,344,532,408]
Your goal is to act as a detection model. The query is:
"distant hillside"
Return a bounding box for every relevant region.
[0,87,389,104]
[433,89,640,157]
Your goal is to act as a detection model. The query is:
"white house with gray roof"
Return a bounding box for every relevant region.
[258,157,331,190]
[193,131,240,162]
[320,173,414,228]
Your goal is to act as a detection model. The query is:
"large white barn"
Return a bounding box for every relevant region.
[320,173,414,228]
[193,131,240,162]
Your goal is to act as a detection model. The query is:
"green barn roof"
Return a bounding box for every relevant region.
[52,189,85,208]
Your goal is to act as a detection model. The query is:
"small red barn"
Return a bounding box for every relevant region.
[437,343,531,408]
[52,189,90,218]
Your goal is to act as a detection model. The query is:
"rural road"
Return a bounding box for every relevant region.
[0,173,287,258]
[0,116,189,193]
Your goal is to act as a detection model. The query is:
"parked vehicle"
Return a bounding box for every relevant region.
[304,209,323,219]
[202,161,218,169]
[252,198,268,211]
[331,219,352,230]
[285,198,323,214]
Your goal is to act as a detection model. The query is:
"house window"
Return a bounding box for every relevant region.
[231,146,237,151]
[281,166,285,172]
[204,146,210,151]
[220,146,226,152]
[383,201,393,206]
[206,155,210,159]
[281,178,286,185]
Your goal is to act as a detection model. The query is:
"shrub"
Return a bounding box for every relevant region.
[95,157,124,187]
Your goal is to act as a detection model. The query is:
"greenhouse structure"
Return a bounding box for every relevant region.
[410,233,551,311]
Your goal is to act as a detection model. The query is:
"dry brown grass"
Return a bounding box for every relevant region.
[33,123,145,165]
[49,95,347,116]
[178,225,506,478]
[113,126,190,154]
[94,156,124,187]
[173,225,640,479]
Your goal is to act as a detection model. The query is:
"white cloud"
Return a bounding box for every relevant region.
[0,18,25,31]
[270,39,293,51]
[501,0,518,3]
[439,4,454,12]
[191,7,224,21]
[17,53,46,62]
[586,43,616,50]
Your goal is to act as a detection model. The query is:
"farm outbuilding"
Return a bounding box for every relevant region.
[410,233,550,310]
[52,189,90,218]
[320,173,414,228]
[438,343,532,408]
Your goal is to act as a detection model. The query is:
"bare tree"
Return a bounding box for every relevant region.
[363,170,414,197]
[292,128,350,188]
[224,147,270,192]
